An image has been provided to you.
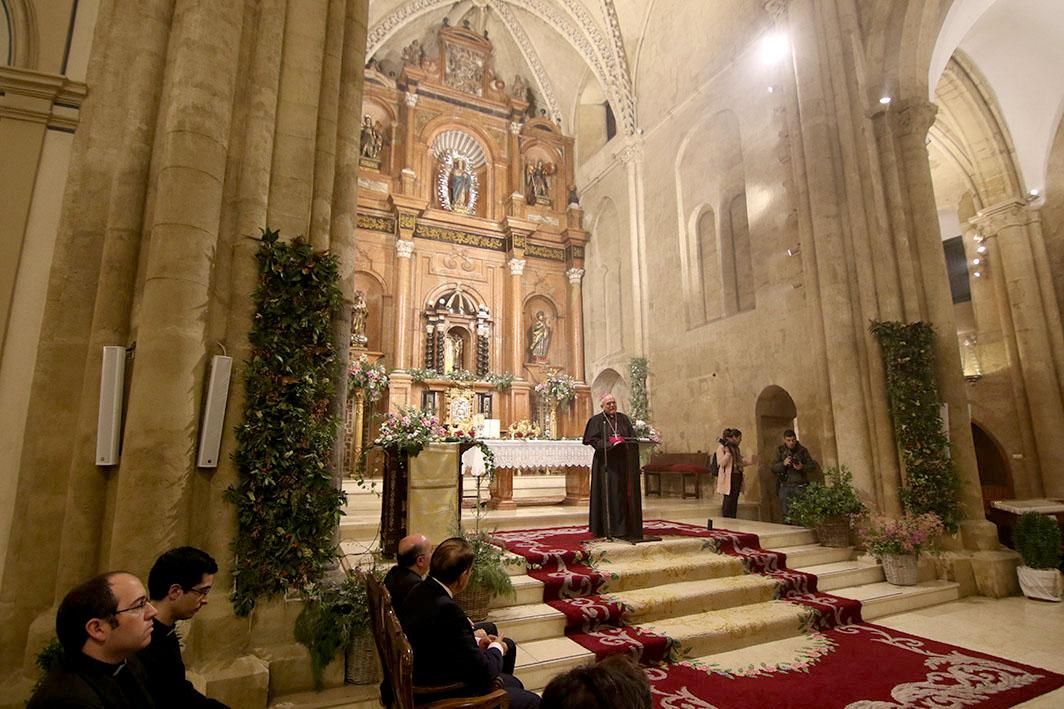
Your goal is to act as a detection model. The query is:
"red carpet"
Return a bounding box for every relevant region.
[492,520,1064,708]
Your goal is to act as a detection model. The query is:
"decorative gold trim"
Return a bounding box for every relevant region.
[357,214,397,233]
[414,223,506,252]
[526,243,566,261]
[398,213,417,230]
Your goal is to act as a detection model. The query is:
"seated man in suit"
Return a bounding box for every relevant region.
[383,534,430,616]
[402,537,539,709]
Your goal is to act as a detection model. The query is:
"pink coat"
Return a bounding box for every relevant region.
[714,443,743,496]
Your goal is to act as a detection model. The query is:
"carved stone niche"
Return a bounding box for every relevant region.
[359,99,394,171]
[437,20,494,97]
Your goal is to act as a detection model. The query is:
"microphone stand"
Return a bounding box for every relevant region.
[602,415,612,541]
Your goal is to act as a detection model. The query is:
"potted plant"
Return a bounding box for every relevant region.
[454,529,516,622]
[856,512,944,585]
[294,568,382,688]
[1013,512,1063,601]
[786,466,866,546]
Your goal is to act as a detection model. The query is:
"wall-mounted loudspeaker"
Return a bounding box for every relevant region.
[96,346,126,465]
[197,355,233,468]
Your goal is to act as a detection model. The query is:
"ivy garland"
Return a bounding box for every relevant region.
[226,229,346,616]
[629,357,649,421]
[870,321,961,531]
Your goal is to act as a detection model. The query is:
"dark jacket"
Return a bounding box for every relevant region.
[28,653,156,708]
[137,619,228,708]
[401,577,503,692]
[383,565,422,620]
[770,442,818,484]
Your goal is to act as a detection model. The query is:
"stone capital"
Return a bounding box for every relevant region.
[617,136,644,165]
[566,267,585,285]
[404,91,419,107]
[510,121,523,135]
[894,99,938,139]
[396,239,415,258]
[508,258,526,275]
[971,200,1032,236]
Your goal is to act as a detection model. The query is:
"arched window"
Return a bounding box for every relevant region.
[1,1,13,66]
[725,191,755,314]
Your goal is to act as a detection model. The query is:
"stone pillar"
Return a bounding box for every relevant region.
[507,257,526,374]
[394,238,415,369]
[401,90,418,192]
[508,118,523,206]
[892,99,996,542]
[567,267,585,381]
[108,0,245,573]
[618,138,647,354]
[972,202,1064,497]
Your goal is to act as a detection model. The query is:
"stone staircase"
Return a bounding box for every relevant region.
[270,479,961,707]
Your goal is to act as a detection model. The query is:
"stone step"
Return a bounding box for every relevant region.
[489,574,546,608]
[796,558,885,591]
[832,579,961,620]
[778,543,855,568]
[512,636,594,695]
[601,553,747,593]
[269,684,377,709]
[486,602,567,644]
[638,599,809,659]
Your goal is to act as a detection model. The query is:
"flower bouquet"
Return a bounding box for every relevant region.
[534,371,577,404]
[371,405,446,455]
[506,419,542,439]
[348,354,389,402]
[856,512,944,558]
[632,419,662,444]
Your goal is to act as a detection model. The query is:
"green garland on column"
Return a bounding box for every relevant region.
[869,320,961,531]
[629,356,649,421]
[226,228,346,616]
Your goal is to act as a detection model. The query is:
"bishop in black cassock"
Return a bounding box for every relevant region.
[582,392,636,538]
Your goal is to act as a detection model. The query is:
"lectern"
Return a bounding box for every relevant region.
[614,439,661,544]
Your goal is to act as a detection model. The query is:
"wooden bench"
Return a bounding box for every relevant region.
[365,573,509,708]
[642,452,714,499]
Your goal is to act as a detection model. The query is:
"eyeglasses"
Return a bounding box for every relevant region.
[184,585,211,597]
[113,597,151,616]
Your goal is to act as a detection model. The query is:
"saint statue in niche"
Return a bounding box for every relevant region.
[351,290,368,347]
[450,158,472,207]
[524,159,555,205]
[528,311,552,362]
[444,331,464,373]
[437,151,478,214]
[359,115,384,160]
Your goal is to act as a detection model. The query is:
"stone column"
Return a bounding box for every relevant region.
[108,0,245,573]
[508,118,523,207]
[394,238,415,369]
[507,257,526,373]
[892,99,995,541]
[401,90,418,193]
[972,202,1064,497]
[618,138,647,354]
[567,267,585,381]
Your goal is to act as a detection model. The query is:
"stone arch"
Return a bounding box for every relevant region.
[684,204,718,327]
[971,419,1013,514]
[573,67,610,164]
[724,191,755,314]
[0,0,37,68]
[754,385,798,523]
[590,367,629,413]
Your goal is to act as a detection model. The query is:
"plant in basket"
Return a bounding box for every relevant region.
[855,512,943,586]
[294,565,384,688]
[371,405,447,456]
[454,528,516,622]
[1012,512,1063,601]
[786,466,866,546]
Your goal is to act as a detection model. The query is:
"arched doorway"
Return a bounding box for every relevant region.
[755,386,798,523]
[972,422,1013,514]
[590,368,629,413]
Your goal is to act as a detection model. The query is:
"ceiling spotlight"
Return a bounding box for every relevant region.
[1029,188,1040,197]
[972,258,981,265]
[976,245,987,254]
[879,96,892,105]
[974,271,982,278]
[761,32,789,64]
[767,85,775,93]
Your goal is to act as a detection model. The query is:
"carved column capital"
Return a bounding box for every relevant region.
[763,0,791,21]
[971,200,1031,236]
[894,99,938,139]
[396,239,415,258]
[404,91,419,107]
[508,257,526,275]
[510,120,523,135]
[566,267,584,285]
[617,136,644,165]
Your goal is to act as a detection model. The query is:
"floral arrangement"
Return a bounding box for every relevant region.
[629,357,649,421]
[348,354,389,402]
[407,367,437,383]
[445,420,479,439]
[372,405,447,455]
[486,372,515,391]
[507,419,542,439]
[407,368,514,391]
[534,371,577,403]
[632,419,662,444]
[856,512,944,558]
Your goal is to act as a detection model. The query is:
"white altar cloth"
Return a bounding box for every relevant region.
[462,439,592,476]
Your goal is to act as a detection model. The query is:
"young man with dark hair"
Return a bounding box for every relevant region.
[402,537,539,709]
[541,654,651,709]
[30,572,157,708]
[138,547,228,708]
[770,429,819,523]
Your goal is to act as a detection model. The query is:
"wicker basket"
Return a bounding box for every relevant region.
[815,517,852,548]
[456,583,491,622]
[880,553,919,586]
[345,630,380,685]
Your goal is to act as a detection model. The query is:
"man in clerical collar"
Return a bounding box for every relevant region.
[139,547,228,708]
[29,572,157,708]
[582,393,636,539]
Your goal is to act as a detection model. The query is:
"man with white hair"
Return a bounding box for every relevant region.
[582,393,636,538]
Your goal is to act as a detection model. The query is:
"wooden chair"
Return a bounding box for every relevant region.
[366,574,508,709]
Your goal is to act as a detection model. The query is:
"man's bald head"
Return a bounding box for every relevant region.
[397,534,431,576]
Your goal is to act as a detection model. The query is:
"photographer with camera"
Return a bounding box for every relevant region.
[770,429,818,523]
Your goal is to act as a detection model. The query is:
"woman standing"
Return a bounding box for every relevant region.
[715,428,751,519]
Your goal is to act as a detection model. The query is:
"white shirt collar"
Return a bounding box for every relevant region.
[431,576,453,598]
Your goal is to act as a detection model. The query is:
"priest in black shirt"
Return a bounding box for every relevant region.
[582,392,636,539]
